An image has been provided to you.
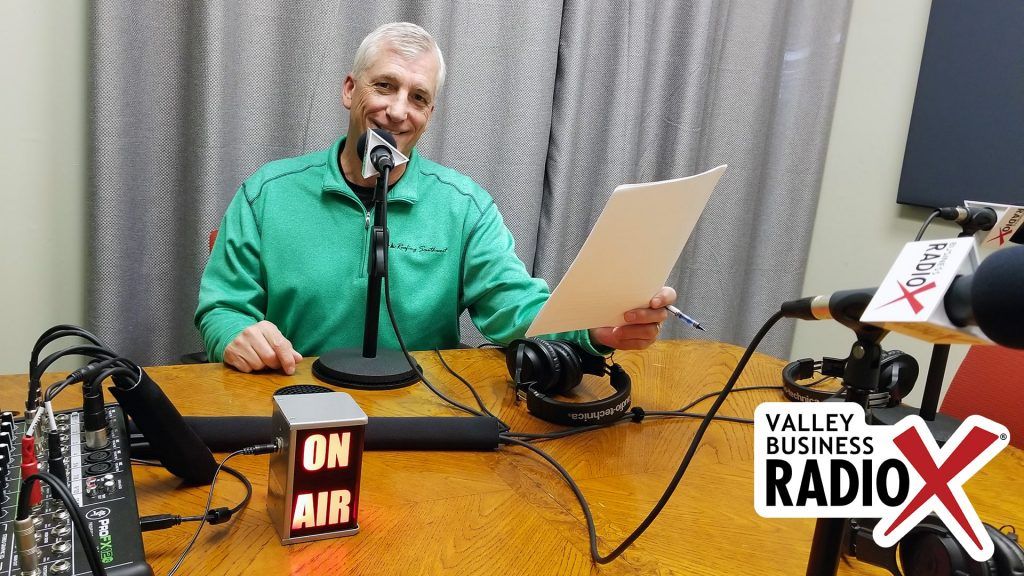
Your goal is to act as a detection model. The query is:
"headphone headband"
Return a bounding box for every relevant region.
[781,350,919,408]
[521,363,631,426]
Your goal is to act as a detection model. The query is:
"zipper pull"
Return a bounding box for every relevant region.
[364,211,370,229]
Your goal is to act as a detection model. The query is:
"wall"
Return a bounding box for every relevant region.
[0,0,969,397]
[790,0,969,408]
[0,0,88,374]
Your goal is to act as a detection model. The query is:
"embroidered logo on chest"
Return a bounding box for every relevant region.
[389,242,448,255]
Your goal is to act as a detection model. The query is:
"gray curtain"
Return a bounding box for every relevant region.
[89,0,850,364]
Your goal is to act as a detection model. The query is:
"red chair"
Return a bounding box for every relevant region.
[941,346,1024,449]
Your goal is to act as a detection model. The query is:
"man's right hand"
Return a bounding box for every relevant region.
[223,321,303,375]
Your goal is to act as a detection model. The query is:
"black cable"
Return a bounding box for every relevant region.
[28,326,104,412]
[505,409,758,442]
[644,410,755,425]
[34,345,121,381]
[677,384,784,413]
[915,209,941,242]
[803,375,838,388]
[91,365,142,391]
[210,465,252,517]
[433,349,511,432]
[501,310,785,564]
[502,417,629,440]
[139,465,253,531]
[166,447,273,575]
[131,458,163,467]
[18,472,107,576]
[30,325,107,377]
[381,273,490,419]
[43,356,130,403]
[502,380,786,441]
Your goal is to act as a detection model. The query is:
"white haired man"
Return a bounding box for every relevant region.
[196,22,675,374]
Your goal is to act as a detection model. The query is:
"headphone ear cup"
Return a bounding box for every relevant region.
[879,350,919,405]
[505,338,562,394]
[546,340,583,395]
[898,521,975,576]
[985,524,1024,576]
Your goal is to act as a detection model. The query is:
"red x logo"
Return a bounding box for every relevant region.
[987,227,1013,246]
[882,425,999,550]
[878,281,937,314]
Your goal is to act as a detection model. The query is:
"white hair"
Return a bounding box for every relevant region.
[352,22,446,95]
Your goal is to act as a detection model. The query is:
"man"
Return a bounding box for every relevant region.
[195,22,675,375]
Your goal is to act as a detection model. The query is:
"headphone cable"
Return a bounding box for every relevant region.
[433,348,511,431]
[500,310,785,564]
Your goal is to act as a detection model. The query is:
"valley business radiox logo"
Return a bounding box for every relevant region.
[754,403,1009,561]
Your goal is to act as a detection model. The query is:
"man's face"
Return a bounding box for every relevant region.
[343,43,439,157]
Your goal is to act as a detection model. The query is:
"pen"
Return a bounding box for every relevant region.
[665,305,705,331]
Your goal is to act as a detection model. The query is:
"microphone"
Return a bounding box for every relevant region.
[356,128,397,173]
[781,245,1024,349]
[936,205,998,231]
[944,245,1024,348]
[780,289,876,326]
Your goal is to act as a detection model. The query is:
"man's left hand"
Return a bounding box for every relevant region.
[589,287,676,350]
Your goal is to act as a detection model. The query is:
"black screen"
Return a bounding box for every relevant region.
[897,0,1024,208]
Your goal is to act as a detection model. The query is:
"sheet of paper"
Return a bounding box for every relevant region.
[526,165,727,337]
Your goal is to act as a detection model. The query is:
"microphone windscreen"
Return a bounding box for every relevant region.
[972,245,1024,349]
[131,415,502,453]
[366,417,501,451]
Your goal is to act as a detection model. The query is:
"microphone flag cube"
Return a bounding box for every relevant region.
[966,200,1024,250]
[267,392,368,545]
[860,238,991,345]
[360,129,409,179]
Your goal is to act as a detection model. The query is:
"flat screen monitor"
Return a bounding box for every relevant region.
[897,0,1024,208]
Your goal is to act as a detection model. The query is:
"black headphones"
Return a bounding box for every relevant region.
[848,517,1024,575]
[504,338,631,427]
[782,349,919,408]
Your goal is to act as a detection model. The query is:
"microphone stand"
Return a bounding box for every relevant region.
[806,220,992,573]
[312,163,420,390]
[804,321,887,576]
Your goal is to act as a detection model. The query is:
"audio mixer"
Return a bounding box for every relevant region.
[1,406,151,575]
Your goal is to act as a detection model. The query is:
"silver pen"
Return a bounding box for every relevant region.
[665,304,705,331]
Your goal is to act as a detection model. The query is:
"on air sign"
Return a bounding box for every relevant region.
[267,392,367,544]
[754,402,1009,561]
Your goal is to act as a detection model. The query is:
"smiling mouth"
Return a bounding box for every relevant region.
[368,123,405,137]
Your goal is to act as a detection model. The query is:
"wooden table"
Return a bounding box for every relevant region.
[2,340,1020,575]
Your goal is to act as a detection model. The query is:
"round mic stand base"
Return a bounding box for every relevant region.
[312,348,420,390]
